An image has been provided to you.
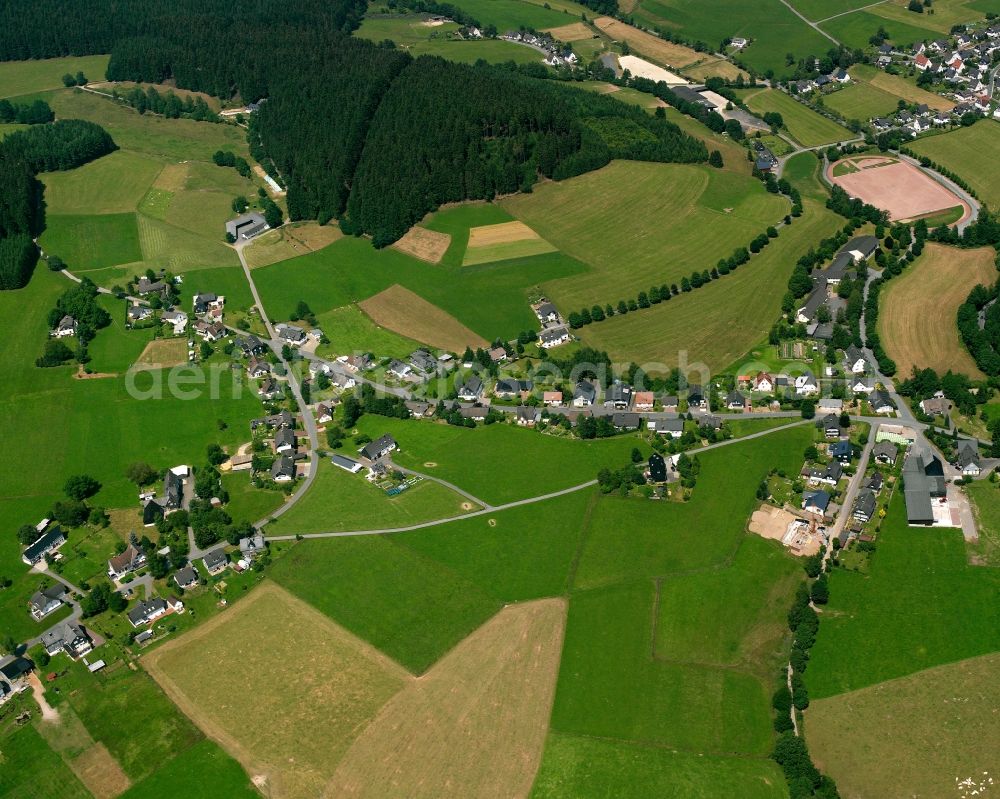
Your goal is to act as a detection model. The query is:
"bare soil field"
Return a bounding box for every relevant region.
[359,284,488,351]
[71,743,132,799]
[391,225,452,264]
[878,243,994,378]
[544,22,594,41]
[144,582,410,799]
[324,598,566,799]
[808,651,1000,799]
[828,157,967,222]
[593,17,702,67]
[244,222,342,269]
[133,338,188,369]
[749,505,796,542]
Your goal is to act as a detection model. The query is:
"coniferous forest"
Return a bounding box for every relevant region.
[0,0,708,252]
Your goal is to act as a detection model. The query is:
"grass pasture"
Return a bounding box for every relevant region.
[807,652,1000,799]
[315,303,423,360]
[967,480,1000,567]
[132,338,189,370]
[503,161,787,313]
[822,81,899,123]
[869,0,991,34]
[878,243,994,378]
[325,599,565,799]
[0,55,110,99]
[144,582,410,799]
[119,740,260,799]
[41,150,163,215]
[577,197,842,371]
[909,121,1000,209]
[243,222,342,268]
[463,220,557,266]
[740,88,851,147]
[39,213,142,270]
[849,63,952,112]
[819,9,938,48]
[359,283,490,351]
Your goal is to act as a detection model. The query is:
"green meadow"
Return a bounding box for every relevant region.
[807,494,1000,700]
[119,740,260,799]
[39,213,142,270]
[316,304,423,360]
[739,88,851,147]
[909,121,1000,209]
[819,9,939,48]
[0,54,110,99]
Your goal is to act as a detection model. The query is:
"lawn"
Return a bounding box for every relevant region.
[220,472,286,527]
[502,161,788,313]
[629,0,835,77]
[265,458,477,534]
[119,740,259,799]
[315,303,423,360]
[0,574,73,644]
[806,493,1000,700]
[39,213,143,270]
[252,231,587,342]
[966,479,1000,567]
[877,242,994,378]
[144,583,410,799]
[909,121,1000,209]
[530,733,789,799]
[577,197,844,371]
[740,88,851,147]
[807,652,1000,799]
[0,55,109,99]
[350,414,642,505]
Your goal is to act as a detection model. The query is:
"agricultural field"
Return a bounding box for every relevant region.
[909,121,1000,209]
[119,740,260,799]
[878,243,994,378]
[357,15,548,63]
[243,222,341,269]
[806,494,1000,699]
[503,161,788,313]
[252,223,588,342]
[265,458,477,534]
[39,212,142,271]
[821,81,899,123]
[0,54,109,98]
[739,88,851,147]
[391,225,451,264]
[967,479,1000,567]
[577,197,843,371]
[627,0,835,77]
[438,0,574,29]
[785,0,881,19]
[358,284,490,351]
[315,303,423,360]
[867,0,998,34]
[845,63,952,112]
[819,9,938,49]
[807,652,1000,799]
[463,220,557,266]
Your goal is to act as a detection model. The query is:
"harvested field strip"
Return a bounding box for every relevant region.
[392,225,452,264]
[359,284,489,351]
[70,743,132,799]
[878,242,994,378]
[133,338,188,370]
[593,17,703,67]
[244,222,342,269]
[467,220,543,247]
[144,583,410,799]
[463,238,557,266]
[325,599,566,799]
[544,21,595,41]
[808,652,1000,799]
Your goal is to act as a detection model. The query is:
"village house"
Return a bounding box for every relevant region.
[226,212,268,241]
[808,460,843,487]
[852,488,877,523]
[161,309,188,335]
[686,384,706,408]
[457,374,484,401]
[409,350,438,373]
[866,471,884,493]
[173,565,198,589]
[127,304,153,324]
[803,490,831,517]
[127,597,169,627]
[652,418,685,438]
[239,533,266,561]
[193,293,225,316]
[919,396,953,417]
[460,406,489,422]
[22,525,66,566]
[193,319,226,342]
[516,406,541,426]
[605,383,633,409]
[872,440,898,466]
[724,390,747,410]
[29,584,67,620]
[817,398,844,415]
[494,378,532,399]
[830,439,853,464]
[257,377,283,401]
[844,346,867,375]
[136,277,167,296]
[488,346,508,363]
[573,381,597,407]
[360,434,398,461]
[817,413,840,438]
[52,315,77,338]
[108,544,146,581]
[612,412,641,430]
[795,373,819,395]
[270,455,296,482]
[41,622,93,659]
[202,549,229,576]
[954,439,982,476]
[751,372,773,393]
[535,302,559,324]
[543,390,563,406]
[868,389,895,414]
[643,393,666,411]
[275,323,306,346]
[388,360,412,379]
[252,409,294,431]
[247,357,271,378]
[236,334,267,357]
[539,327,570,349]
[274,427,297,454]
[404,400,432,418]
[315,403,334,424]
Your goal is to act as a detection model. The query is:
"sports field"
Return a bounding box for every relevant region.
[808,652,1000,799]
[503,161,787,312]
[878,243,993,378]
[740,88,851,147]
[326,599,565,798]
[909,121,1000,209]
[577,197,843,371]
[359,283,489,351]
[828,156,966,222]
[145,582,411,799]
[807,494,1000,700]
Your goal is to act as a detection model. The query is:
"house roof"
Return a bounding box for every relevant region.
[361,434,397,460]
[956,439,981,468]
[869,388,894,409]
[515,406,540,422]
[174,565,198,585]
[612,412,640,428]
[458,374,483,395]
[270,455,296,479]
[853,488,877,518]
[725,390,746,405]
[873,440,897,460]
[830,440,852,457]
[573,381,597,402]
[0,656,33,680]
[23,526,66,563]
[128,597,168,625]
[331,453,363,471]
[203,549,228,569]
[804,490,830,511]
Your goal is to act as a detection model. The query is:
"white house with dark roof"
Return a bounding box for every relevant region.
[202,549,229,576]
[29,584,67,620]
[41,622,92,658]
[52,315,77,338]
[108,544,146,581]
[360,434,397,461]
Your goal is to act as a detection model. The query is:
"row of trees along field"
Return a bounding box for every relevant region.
[0,120,116,289]
[0,0,708,248]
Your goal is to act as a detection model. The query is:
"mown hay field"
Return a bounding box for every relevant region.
[576,198,843,371]
[464,220,556,265]
[808,652,1000,799]
[740,88,851,147]
[244,222,342,268]
[878,243,994,378]
[909,120,1000,208]
[0,54,110,98]
[503,161,787,312]
[391,225,451,264]
[359,283,489,351]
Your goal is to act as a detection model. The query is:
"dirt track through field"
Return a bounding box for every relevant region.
[323,598,566,799]
[359,284,487,351]
[878,242,994,378]
[828,157,967,222]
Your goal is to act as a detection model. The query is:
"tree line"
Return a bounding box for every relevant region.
[0,98,53,124]
[0,119,116,290]
[114,85,216,121]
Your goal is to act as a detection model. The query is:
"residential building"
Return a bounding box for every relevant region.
[539,327,570,349]
[515,406,540,426]
[360,434,397,461]
[830,439,853,464]
[872,440,898,465]
[192,292,224,315]
[274,427,296,454]
[127,597,169,627]
[869,389,895,414]
[605,383,632,409]
[275,323,306,345]
[29,584,67,620]
[456,374,483,401]
[22,526,66,566]
[543,390,563,406]
[270,455,296,482]
[844,345,867,374]
[388,360,412,379]
[404,400,432,418]
[612,412,641,430]
[108,544,146,581]
[41,622,92,658]
[647,393,669,411]
[817,413,840,438]
[202,549,229,576]
[954,439,982,476]
[409,350,438,373]
[161,310,188,335]
[803,490,831,516]
[919,396,953,417]
[852,489,877,523]
[239,534,266,560]
[572,381,597,407]
[724,390,747,410]
[173,565,198,589]
[653,418,685,438]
